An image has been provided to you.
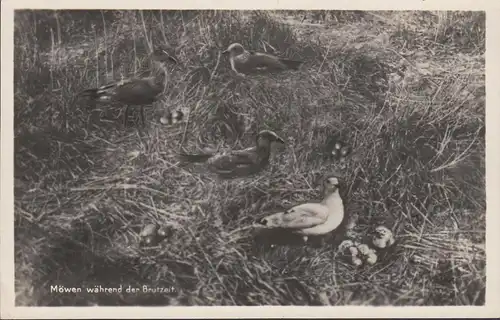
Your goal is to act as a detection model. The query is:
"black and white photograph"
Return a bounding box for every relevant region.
[1,1,498,317]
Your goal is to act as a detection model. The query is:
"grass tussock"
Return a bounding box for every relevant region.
[14,10,485,306]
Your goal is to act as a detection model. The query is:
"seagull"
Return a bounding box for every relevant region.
[222,42,303,76]
[177,130,285,178]
[77,45,177,127]
[256,176,345,243]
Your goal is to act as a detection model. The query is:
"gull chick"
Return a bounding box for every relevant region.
[357,243,378,265]
[222,43,303,76]
[140,223,159,246]
[372,226,395,249]
[257,176,344,243]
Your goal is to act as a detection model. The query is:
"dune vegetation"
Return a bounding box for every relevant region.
[14,10,485,306]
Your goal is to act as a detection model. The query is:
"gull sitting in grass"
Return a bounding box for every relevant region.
[222,42,303,76]
[77,45,177,127]
[177,130,285,179]
[256,176,345,243]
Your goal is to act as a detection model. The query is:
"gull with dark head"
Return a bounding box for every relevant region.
[177,130,286,178]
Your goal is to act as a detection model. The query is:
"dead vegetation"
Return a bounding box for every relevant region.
[14,10,485,306]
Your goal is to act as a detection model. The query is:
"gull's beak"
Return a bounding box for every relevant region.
[274,135,286,144]
[222,49,229,54]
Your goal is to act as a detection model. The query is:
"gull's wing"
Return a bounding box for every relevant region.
[232,52,287,73]
[263,202,329,229]
[246,52,287,70]
[208,147,258,172]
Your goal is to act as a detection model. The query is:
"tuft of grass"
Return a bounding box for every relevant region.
[14,10,485,306]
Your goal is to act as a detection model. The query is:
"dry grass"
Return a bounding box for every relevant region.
[14,10,485,306]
